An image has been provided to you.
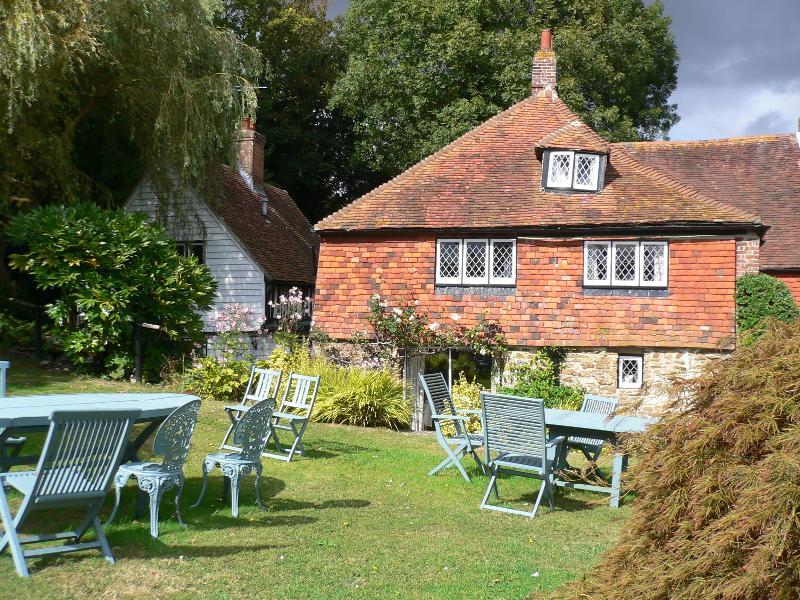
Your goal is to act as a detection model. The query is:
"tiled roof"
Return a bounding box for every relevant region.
[214,167,318,284]
[315,94,760,233]
[535,119,609,154]
[618,135,800,270]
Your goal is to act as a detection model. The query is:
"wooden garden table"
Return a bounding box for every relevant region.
[544,408,655,508]
[0,392,199,470]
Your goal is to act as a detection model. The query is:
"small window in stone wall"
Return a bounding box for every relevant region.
[618,355,643,389]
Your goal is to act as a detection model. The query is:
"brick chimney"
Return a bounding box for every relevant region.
[238,117,265,188]
[531,29,557,97]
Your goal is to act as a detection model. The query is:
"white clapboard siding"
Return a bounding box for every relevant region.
[126,181,266,332]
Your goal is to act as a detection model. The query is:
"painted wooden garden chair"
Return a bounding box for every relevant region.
[0,409,140,577]
[262,373,320,462]
[419,372,485,482]
[192,398,274,517]
[221,367,282,451]
[107,399,201,538]
[0,360,26,473]
[479,392,565,518]
[564,394,619,465]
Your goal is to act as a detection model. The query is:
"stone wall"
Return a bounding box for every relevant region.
[736,235,760,276]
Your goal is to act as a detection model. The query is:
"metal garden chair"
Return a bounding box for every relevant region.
[419,372,485,482]
[221,367,282,451]
[564,394,619,465]
[262,373,320,462]
[0,409,140,577]
[0,360,26,473]
[192,398,274,517]
[107,399,201,538]
[479,392,565,518]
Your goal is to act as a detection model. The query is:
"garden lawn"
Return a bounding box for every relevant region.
[0,357,628,599]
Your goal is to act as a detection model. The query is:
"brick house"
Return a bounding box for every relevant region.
[312,32,797,413]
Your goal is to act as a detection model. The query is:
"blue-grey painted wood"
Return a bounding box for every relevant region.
[221,367,282,451]
[480,392,565,518]
[565,394,619,464]
[0,361,26,472]
[193,398,274,518]
[0,361,8,398]
[108,399,202,538]
[419,372,485,482]
[0,409,139,576]
[262,373,320,462]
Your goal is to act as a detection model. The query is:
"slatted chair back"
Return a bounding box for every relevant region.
[0,360,8,398]
[29,410,139,506]
[233,399,275,462]
[243,367,282,406]
[153,399,201,471]
[481,392,547,460]
[570,394,619,448]
[419,373,463,436]
[277,373,320,418]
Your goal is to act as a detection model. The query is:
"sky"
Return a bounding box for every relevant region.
[326,0,800,141]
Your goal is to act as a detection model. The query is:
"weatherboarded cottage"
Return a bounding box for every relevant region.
[310,31,799,413]
[127,119,318,351]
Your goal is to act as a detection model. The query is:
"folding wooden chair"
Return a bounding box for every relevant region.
[220,367,282,451]
[262,373,320,462]
[564,394,619,465]
[480,392,564,518]
[108,399,201,538]
[419,372,485,482]
[193,398,274,517]
[0,360,26,473]
[0,409,140,576]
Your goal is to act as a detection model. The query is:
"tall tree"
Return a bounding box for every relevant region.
[0,0,261,225]
[330,0,679,175]
[219,0,376,222]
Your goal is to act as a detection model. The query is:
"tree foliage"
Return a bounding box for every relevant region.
[735,273,800,334]
[331,0,678,174]
[558,320,800,599]
[7,204,217,378]
[0,0,261,224]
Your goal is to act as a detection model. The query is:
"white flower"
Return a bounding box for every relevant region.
[428,322,440,331]
[372,293,381,301]
[408,315,415,321]
[479,348,487,355]
[380,301,388,308]
[450,314,460,321]
[392,307,403,316]
[414,299,420,306]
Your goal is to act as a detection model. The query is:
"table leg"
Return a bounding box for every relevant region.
[123,419,164,463]
[609,451,629,508]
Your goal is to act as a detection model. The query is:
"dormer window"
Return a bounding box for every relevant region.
[544,150,602,191]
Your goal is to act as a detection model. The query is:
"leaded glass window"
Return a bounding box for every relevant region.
[584,242,611,285]
[547,151,574,188]
[436,240,462,284]
[491,240,516,284]
[640,242,668,287]
[584,241,668,288]
[436,238,516,285]
[573,154,600,190]
[612,242,639,285]
[618,355,643,389]
[463,240,488,284]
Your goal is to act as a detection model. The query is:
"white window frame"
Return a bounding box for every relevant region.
[639,241,669,288]
[583,241,612,286]
[573,153,601,191]
[611,241,640,287]
[489,239,517,285]
[618,355,643,389]
[436,239,463,285]
[462,239,489,285]
[546,150,575,189]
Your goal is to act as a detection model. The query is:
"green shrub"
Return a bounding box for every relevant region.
[441,373,484,436]
[559,320,800,599]
[499,349,583,410]
[183,356,252,404]
[735,273,799,334]
[7,204,216,379]
[0,311,34,351]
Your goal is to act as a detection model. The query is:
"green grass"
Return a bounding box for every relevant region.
[0,356,627,599]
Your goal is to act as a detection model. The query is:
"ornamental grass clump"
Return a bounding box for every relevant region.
[557,320,800,600]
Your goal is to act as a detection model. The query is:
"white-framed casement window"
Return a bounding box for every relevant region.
[436,239,462,284]
[618,355,643,389]
[545,151,602,191]
[436,238,516,285]
[583,240,669,288]
[176,241,205,264]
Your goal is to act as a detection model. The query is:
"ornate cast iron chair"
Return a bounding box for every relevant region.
[192,398,274,518]
[0,410,139,577]
[107,399,201,538]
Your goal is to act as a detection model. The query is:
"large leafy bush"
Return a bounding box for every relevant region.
[499,349,583,410]
[7,204,216,378]
[735,273,799,333]
[559,321,800,599]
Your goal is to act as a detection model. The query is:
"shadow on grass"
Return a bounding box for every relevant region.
[282,439,382,460]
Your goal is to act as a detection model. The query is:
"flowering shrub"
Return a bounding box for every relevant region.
[211,303,260,363]
[440,373,485,436]
[268,287,312,333]
[499,349,583,410]
[366,294,507,358]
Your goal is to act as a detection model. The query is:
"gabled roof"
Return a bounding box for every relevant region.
[315,94,760,233]
[535,119,608,155]
[618,135,800,270]
[213,167,317,284]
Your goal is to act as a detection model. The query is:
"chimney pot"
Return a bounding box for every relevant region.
[531,29,557,98]
[541,29,552,50]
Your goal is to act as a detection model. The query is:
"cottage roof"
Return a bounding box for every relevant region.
[617,134,800,271]
[315,94,760,233]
